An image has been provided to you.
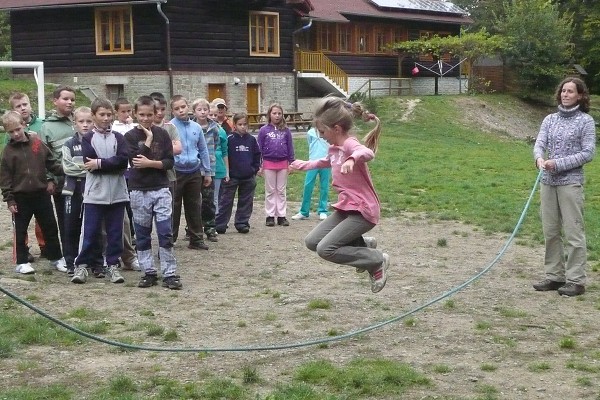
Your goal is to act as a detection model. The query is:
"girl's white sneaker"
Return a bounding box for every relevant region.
[15,263,35,274]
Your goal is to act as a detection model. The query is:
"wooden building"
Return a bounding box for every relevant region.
[0,0,471,113]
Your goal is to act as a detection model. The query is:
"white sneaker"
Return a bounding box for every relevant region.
[130,258,141,271]
[364,236,377,249]
[71,266,88,284]
[50,257,68,273]
[15,263,35,274]
[319,213,328,221]
[369,253,390,293]
[291,212,308,220]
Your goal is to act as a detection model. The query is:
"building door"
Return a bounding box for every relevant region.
[246,84,260,113]
[208,84,226,103]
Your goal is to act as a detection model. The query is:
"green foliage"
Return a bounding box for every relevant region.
[392,29,507,93]
[495,0,573,92]
[0,384,72,400]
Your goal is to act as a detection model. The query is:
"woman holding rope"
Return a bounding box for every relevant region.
[533,77,596,297]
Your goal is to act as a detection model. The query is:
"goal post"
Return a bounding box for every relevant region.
[0,61,45,119]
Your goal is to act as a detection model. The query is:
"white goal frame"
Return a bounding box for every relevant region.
[0,61,45,119]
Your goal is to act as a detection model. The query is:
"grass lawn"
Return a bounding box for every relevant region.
[1,79,600,398]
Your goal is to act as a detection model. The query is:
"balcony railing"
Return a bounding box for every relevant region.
[295,50,348,92]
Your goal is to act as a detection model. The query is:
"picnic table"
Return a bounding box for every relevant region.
[247,112,310,132]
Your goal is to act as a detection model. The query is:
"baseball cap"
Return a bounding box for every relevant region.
[212,98,227,109]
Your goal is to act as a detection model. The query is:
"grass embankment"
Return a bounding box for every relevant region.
[290,94,600,265]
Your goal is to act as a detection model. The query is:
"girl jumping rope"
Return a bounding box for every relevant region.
[290,96,389,293]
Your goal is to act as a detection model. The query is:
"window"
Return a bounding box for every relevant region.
[95,7,133,55]
[249,12,280,57]
[106,84,124,103]
[318,23,335,52]
[375,28,388,53]
[356,25,369,53]
[338,24,352,53]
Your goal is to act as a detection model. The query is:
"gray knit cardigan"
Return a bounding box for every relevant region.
[533,105,596,186]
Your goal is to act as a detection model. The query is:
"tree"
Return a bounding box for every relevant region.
[494,0,572,93]
[392,30,507,93]
[452,0,506,33]
[554,0,600,92]
[0,11,9,60]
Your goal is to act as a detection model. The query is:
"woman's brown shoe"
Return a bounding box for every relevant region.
[532,279,565,291]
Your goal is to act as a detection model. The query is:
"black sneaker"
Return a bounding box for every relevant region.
[533,279,564,291]
[162,275,182,290]
[206,229,219,242]
[27,252,35,263]
[266,217,275,227]
[91,265,106,278]
[216,227,226,234]
[277,217,289,226]
[188,241,209,250]
[557,283,585,297]
[138,274,158,288]
[237,226,250,234]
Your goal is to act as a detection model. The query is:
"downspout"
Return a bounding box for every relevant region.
[292,18,312,111]
[156,2,174,98]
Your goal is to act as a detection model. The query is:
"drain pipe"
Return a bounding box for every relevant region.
[292,19,313,111]
[156,2,174,98]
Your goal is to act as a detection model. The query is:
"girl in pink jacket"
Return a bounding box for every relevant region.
[290,97,389,293]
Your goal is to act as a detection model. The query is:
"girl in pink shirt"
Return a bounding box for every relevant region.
[290,97,389,293]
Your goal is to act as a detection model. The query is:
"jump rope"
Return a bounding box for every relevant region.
[0,170,543,353]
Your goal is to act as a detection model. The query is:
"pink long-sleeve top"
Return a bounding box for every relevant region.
[291,136,380,224]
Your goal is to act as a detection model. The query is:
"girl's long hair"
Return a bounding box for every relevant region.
[313,96,382,152]
[266,103,287,130]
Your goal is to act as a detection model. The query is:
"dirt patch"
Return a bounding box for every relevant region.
[1,202,598,398]
[454,96,554,140]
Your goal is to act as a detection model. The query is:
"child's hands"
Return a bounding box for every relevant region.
[132,154,151,168]
[257,168,263,177]
[224,174,230,182]
[8,204,17,214]
[203,176,212,187]
[341,158,355,175]
[84,157,100,171]
[46,181,56,195]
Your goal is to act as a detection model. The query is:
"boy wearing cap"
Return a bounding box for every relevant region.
[210,98,234,134]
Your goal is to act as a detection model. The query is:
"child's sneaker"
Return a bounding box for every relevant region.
[188,240,209,250]
[50,257,68,273]
[123,258,141,271]
[15,262,35,274]
[138,274,158,288]
[291,212,308,220]
[206,230,219,242]
[71,266,88,284]
[319,213,328,221]
[356,237,378,273]
[369,253,390,293]
[364,236,377,249]
[277,217,290,226]
[162,275,182,290]
[91,265,106,278]
[106,264,125,284]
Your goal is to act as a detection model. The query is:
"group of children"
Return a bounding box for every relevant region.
[1,88,391,293]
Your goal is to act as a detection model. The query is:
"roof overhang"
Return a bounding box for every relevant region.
[0,0,164,11]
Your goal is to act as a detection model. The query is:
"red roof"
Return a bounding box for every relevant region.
[306,0,472,25]
[0,0,159,10]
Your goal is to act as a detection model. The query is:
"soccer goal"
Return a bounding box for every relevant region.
[0,61,45,119]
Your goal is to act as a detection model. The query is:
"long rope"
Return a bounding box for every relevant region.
[0,170,543,352]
